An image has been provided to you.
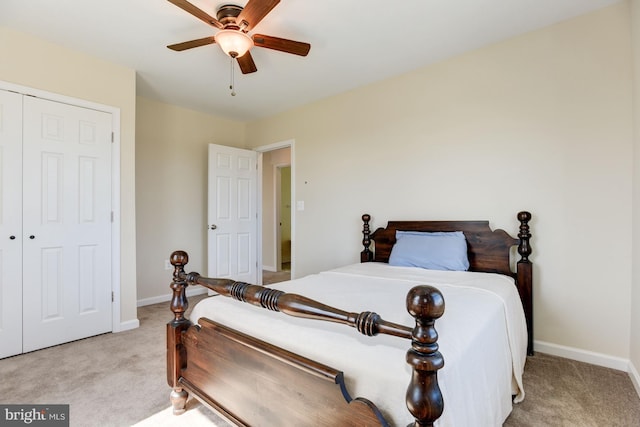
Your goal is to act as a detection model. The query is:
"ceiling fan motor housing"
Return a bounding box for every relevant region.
[217,4,243,27]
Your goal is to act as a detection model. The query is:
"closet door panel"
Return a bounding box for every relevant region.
[0,90,23,359]
[22,96,112,352]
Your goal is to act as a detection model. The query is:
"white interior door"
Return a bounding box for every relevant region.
[22,96,112,352]
[208,144,257,284]
[0,90,24,358]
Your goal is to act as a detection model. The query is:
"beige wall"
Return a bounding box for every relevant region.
[6,1,635,374]
[135,97,245,302]
[631,0,640,387]
[246,3,634,360]
[0,26,138,327]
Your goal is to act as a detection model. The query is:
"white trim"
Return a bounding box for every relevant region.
[254,140,295,153]
[630,361,640,398]
[254,140,296,280]
[110,109,123,332]
[256,151,264,285]
[535,341,640,399]
[137,286,209,307]
[0,80,125,333]
[118,318,140,332]
[534,340,629,371]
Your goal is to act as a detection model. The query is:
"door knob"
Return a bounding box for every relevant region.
[29,235,35,239]
[210,224,217,230]
[9,235,15,240]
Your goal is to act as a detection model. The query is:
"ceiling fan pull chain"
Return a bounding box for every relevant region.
[229,57,237,97]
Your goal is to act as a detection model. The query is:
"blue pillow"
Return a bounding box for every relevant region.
[388,231,470,271]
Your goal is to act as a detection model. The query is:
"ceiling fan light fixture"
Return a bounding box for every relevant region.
[215,29,254,58]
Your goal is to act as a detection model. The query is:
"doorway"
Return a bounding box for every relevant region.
[257,142,294,285]
[277,165,291,272]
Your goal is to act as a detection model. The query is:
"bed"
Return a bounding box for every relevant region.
[167,211,533,426]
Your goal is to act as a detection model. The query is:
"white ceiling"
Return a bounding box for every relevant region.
[0,0,621,122]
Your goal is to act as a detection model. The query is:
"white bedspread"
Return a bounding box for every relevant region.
[190,263,528,427]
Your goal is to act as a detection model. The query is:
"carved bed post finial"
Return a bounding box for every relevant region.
[170,250,190,324]
[361,214,373,263]
[517,211,532,263]
[405,286,445,427]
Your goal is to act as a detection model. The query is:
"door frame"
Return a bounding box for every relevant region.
[255,139,295,281]
[0,80,122,333]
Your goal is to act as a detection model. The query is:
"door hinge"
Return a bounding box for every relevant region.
[111,291,114,302]
[111,211,114,222]
[111,132,114,143]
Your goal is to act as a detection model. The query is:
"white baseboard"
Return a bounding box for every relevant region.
[630,361,640,398]
[534,340,629,371]
[137,287,209,307]
[534,340,640,400]
[115,318,140,333]
[262,265,277,272]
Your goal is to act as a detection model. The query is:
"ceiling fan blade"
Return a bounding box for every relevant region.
[237,51,258,74]
[167,0,223,29]
[237,0,280,31]
[252,34,311,56]
[167,36,216,51]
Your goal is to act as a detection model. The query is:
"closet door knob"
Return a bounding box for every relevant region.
[9,235,15,240]
[29,235,35,240]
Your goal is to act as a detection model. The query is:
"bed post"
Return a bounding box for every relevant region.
[361,213,374,262]
[167,250,191,415]
[516,211,534,356]
[405,286,445,427]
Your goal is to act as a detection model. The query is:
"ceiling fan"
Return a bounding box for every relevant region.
[167,0,311,75]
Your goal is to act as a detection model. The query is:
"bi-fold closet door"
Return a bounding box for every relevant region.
[0,89,113,359]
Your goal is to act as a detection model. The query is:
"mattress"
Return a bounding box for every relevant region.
[190,262,528,426]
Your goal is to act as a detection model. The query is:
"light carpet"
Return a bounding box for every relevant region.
[133,400,224,426]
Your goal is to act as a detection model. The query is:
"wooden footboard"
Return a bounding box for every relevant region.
[179,318,388,426]
[167,251,445,426]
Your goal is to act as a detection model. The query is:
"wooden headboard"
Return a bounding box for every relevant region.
[360,211,534,355]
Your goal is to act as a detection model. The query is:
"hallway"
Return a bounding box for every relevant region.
[263,269,290,285]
